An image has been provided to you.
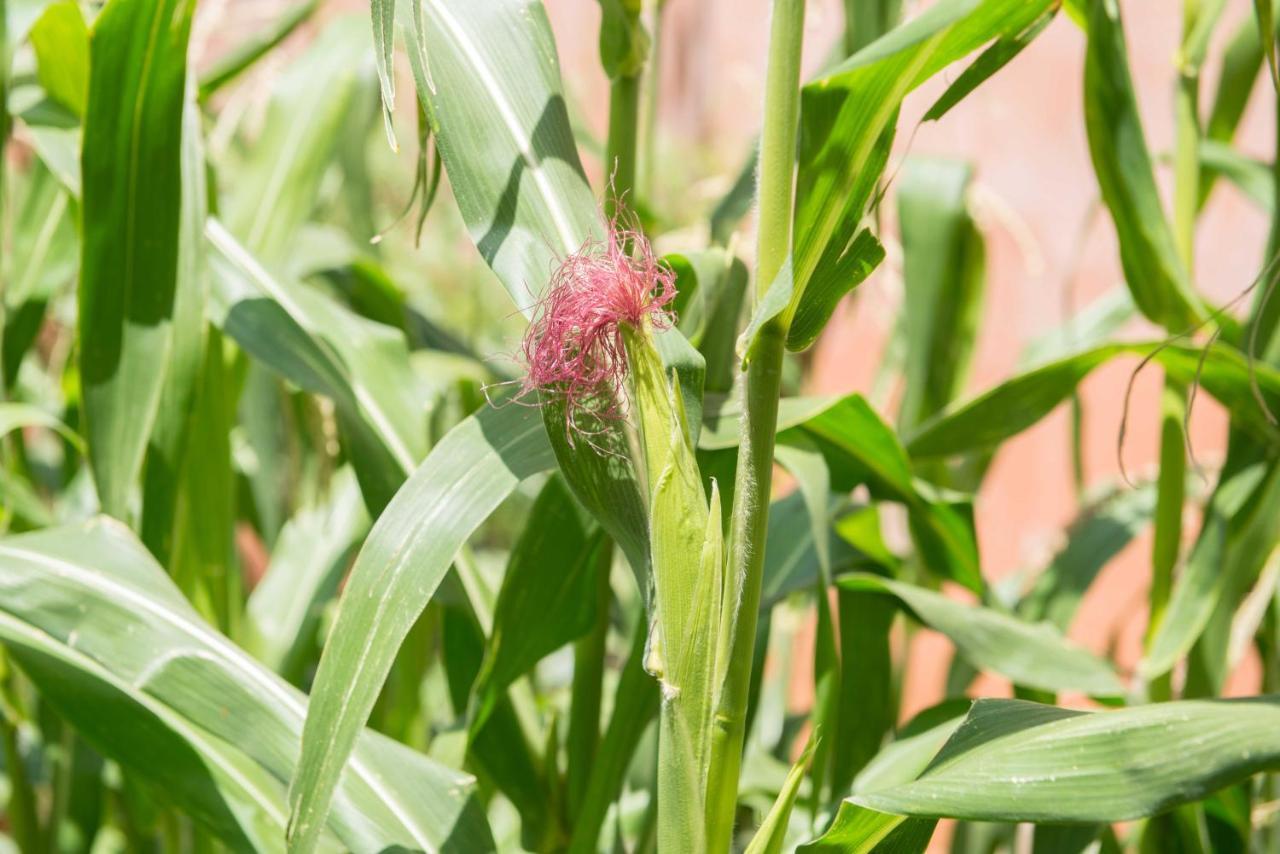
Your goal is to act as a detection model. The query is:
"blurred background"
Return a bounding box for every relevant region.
[186,0,1273,719]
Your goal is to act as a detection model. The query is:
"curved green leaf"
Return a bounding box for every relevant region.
[0,519,492,851]
[0,611,295,852]
[906,342,1280,459]
[287,401,555,852]
[836,574,1124,696]
[402,0,602,313]
[793,0,1053,311]
[206,219,427,513]
[1084,0,1203,329]
[854,696,1280,822]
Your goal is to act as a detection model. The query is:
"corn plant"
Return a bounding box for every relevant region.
[2,0,1280,850]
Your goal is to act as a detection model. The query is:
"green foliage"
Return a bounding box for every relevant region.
[4,0,1280,851]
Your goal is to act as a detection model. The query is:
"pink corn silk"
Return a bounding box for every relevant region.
[520,225,677,443]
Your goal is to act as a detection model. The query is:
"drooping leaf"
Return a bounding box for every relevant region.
[399,0,602,315]
[1200,140,1273,212]
[906,342,1280,459]
[921,7,1055,122]
[79,0,196,518]
[896,157,984,432]
[287,402,555,852]
[0,610,295,852]
[371,0,396,146]
[785,228,884,353]
[206,220,427,514]
[851,696,1280,823]
[792,0,1053,318]
[0,520,494,851]
[1084,0,1203,329]
[836,574,1124,697]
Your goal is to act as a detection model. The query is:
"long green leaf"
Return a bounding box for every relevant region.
[791,0,1052,315]
[206,219,427,513]
[0,520,494,851]
[896,157,984,432]
[852,696,1280,822]
[79,0,195,518]
[197,0,319,99]
[469,475,602,734]
[906,341,1280,458]
[0,611,295,852]
[286,401,555,852]
[836,574,1124,696]
[1084,0,1202,329]
[400,0,602,313]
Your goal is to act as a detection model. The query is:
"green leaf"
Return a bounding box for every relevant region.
[836,574,1124,696]
[0,402,80,448]
[567,621,660,854]
[851,696,1280,822]
[0,610,294,852]
[1019,483,1156,632]
[831,582,897,795]
[1200,139,1273,212]
[1084,0,1203,329]
[744,735,817,854]
[197,0,319,100]
[79,0,196,518]
[921,8,1055,122]
[800,396,982,591]
[206,220,427,513]
[785,228,884,353]
[1144,460,1280,680]
[371,0,396,146]
[705,391,981,589]
[799,804,935,853]
[1201,12,1265,205]
[28,0,88,116]
[792,0,1053,312]
[2,159,78,386]
[287,401,555,853]
[906,342,1280,459]
[400,0,602,314]
[1257,0,1279,92]
[668,249,749,392]
[896,157,984,432]
[0,519,494,851]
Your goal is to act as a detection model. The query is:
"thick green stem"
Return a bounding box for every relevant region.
[605,73,642,219]
[704,1,805,847]
[705,326,785,850]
